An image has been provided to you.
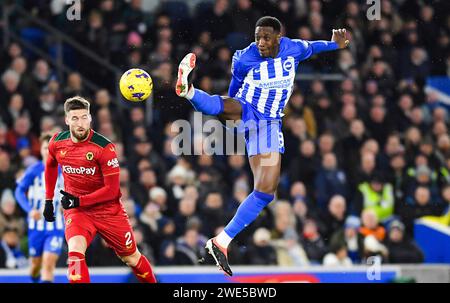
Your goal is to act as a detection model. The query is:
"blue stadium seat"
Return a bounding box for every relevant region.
[20,27,46,47]
[20,27,46,59]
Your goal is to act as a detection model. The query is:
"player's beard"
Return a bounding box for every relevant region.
[71,127,90,141]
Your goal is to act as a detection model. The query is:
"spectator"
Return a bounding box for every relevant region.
[138,201,165,255]
[400,186,445,236]
[319,195,347,243]
[226,178,249,212]
[314,152,349,212]
[0,189,25,237]
[230,0,261,41]
[323,242,353,266]
[353,172,394,223]
[0,70,21,104]
[301,219,327,264]
[199,192,229,238]
[284,90,317,138]
[389,152,408,214]
[173,198,198,237]
[245,227,277,265]
[167,165,191,203]
[149,186,169,216]
[130,168,158,206]
[330,216,362,263]
[354,151,377,188]
[196,0,233,41]
[405,164,441,205]
[174,222,208,266]
[366,105,392,147]
[31,60,52,91]
[359,209,388,263]
[385,220,424,264]
[6,115,40,158]
[289,140,320,195]
[340,119,370,181]
[270,201,309,266]
[0,226,28,269]
[62,72,85,100]
[0,152,16,195]
[1,94,29,129]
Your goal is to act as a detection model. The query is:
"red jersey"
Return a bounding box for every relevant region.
[45,129,121,215]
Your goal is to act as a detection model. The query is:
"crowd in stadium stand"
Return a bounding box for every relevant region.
[1,0,450,268]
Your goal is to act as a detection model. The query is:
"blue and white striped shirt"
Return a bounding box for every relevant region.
[229,37,338,119]
[15,161,65,232]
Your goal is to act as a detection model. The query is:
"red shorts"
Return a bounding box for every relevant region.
[64,204,137,257]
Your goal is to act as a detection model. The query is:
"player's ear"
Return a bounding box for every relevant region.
[88,114,92,122]
[64,114,69,126]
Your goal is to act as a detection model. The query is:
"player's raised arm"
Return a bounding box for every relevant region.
[60,143,120,209]
[331,28,350,49]
[294,28,349,61]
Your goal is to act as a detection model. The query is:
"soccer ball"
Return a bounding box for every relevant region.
[119,68,153,102]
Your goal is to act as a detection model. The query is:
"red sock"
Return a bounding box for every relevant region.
[67,251,90,283]
[131,255,157,283]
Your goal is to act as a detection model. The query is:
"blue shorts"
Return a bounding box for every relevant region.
[28,230,65,257]
[237,101,285,157]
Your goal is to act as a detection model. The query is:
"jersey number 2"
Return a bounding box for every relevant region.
[125,232,132,247]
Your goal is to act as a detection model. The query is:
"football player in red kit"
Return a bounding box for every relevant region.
[43,96,156,283]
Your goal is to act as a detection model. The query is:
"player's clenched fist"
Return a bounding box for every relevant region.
[60,190,80,209]
[43,200,55,222]
[332,28,349,49]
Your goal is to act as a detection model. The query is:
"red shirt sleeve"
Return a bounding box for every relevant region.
[79,143,120,206]
[45,134,59,200]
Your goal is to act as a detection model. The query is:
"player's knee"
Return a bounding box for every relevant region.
[30,260,41,275]
[121,251,141,267]
[254,182,277,194]
[42,261,55,273]
[68,236,87,254]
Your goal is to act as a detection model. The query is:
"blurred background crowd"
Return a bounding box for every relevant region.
[1,0,450,269]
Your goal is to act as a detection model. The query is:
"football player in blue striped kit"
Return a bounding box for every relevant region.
[175,16,349,276]
[15,133,65,283]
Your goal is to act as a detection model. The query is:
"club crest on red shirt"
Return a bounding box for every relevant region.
[86,152,94,161]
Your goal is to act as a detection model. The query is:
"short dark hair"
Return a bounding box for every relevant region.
[64,96,90,114]
[255,16,282,33]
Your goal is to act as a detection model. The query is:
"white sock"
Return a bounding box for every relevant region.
[186,85,195,100]
[215,231,233,249]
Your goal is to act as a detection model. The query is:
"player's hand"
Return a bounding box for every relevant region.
[60,190,80,209]
[30,209,41,221]
[43,200,55,222]
[332,28,349,49]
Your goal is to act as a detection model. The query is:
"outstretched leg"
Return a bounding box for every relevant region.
[206,152,281,276]
[175,53,242,120]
